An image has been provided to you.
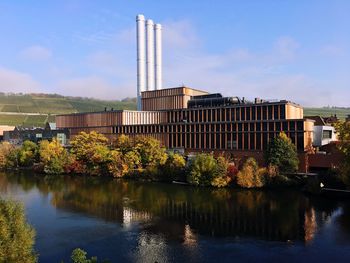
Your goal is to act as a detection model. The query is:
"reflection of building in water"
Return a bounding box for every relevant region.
[183,224,198,248]
[122,207,152,227]
[151,199,309,242]
[304,208,317,244]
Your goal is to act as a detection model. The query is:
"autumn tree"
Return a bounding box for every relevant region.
[158,152,186,181]
[39,139,68,175]
[134,136,167,168]
[70,132,111,175]
[265,132,299,173]
[211,156,230,188]
[0,199,37,263]
[0,142,18,169]
[335,121,350,186]
[236,157,265,188]
[18,140,38,167]
[187,153,217,186]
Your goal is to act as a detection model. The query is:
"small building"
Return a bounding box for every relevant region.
[305,116,338,148]
[3,122,69,145]
[0,125,15,141]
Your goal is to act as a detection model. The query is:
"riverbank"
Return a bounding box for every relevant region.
[0,131,347,191]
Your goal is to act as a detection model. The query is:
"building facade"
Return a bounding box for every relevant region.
[56,87,314,170]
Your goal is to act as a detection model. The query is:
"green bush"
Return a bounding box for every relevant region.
[18,140,38,167]
[187,153,217,186]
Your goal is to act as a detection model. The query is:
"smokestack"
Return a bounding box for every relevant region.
[136,14,146,111]
[154,23,162,90]
[146,19,155,91]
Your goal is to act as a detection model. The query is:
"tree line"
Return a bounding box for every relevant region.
[0,131,305,188]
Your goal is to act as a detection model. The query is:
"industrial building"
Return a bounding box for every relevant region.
[56,14,317,172]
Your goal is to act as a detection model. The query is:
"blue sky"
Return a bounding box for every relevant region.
[0,0,349,106]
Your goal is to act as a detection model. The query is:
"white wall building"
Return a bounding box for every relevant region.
[313,125,337,147]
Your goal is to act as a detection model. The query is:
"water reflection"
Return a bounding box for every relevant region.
[0,171,347,246]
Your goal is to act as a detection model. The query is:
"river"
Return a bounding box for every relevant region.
[0,171,350,262]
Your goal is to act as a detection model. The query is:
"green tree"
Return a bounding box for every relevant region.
[39,139,68,175]
[265,132,299,173]
[70,248,97,263]
[335,121,350,186]
[70,132,111,175]
[18,140,38,167]
[0,199,37,263]
[236,157,265,188]
[187,153,217,186]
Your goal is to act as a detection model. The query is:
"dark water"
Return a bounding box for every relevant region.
[1,172,350,263]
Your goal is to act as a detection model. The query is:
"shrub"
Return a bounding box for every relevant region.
[265,132,299,173]
[211,156,230,188]
[39,139,68,175]
[0,199,37,263]
[187,153,217,186]
[158,152,186,182]
[236,158,265,188]
[71,248,98,263]
[227,162,239,182]
[18,140,38,167]
[0,142,19,169]
[134,136,167,168]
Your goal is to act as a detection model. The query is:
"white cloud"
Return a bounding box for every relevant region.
[0,67,41,93]
[56,76,133,100]
[19,45,52,61]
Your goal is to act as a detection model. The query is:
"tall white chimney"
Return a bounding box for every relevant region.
[136,14,146,111]
[154,23,162,90]
[146,19,155,91]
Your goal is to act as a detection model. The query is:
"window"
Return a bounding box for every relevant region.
[241,108,245,121]
[268,105,273,120]
[238,133,243,149]
[257,107,261,120]
[246,107,251,121]
[236,108,241,121]
[252,106,256,120]
[290,121,295,131]
[274,106,279,120]
[244,133,249,150]
[276,122,281,131]
[256,133,261,150]
[280,105,286,119]
[322,130,332,139]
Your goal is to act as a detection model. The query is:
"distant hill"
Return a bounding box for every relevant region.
[0,93,136,127]
[0,92,348,127]
[304,107,350,120]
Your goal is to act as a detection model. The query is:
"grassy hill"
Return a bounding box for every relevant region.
[304,107,350,120]
[0,93,136,127]
[0,92,348,127]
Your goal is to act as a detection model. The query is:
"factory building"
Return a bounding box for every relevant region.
[56,86,315,171]
[56,14,316,172]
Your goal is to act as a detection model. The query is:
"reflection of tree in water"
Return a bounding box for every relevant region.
[0,172,344,243]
